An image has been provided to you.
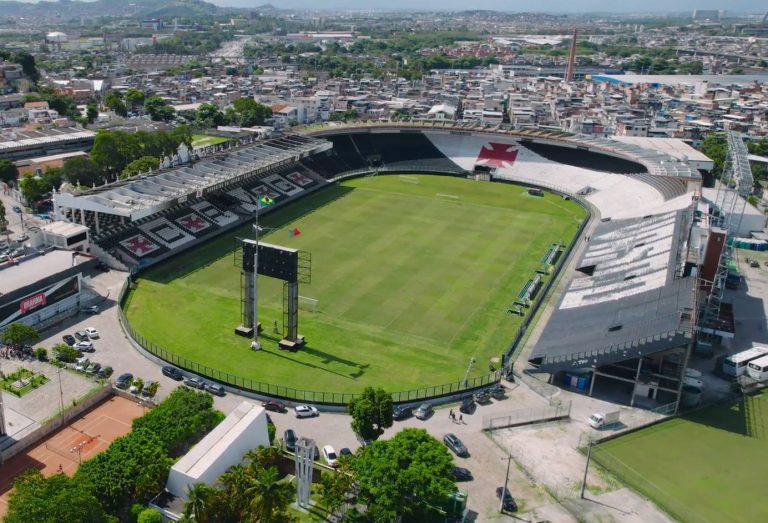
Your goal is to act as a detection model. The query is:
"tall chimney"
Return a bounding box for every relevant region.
[566,27,578,82]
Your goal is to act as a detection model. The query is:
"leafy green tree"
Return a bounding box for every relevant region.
[0,159,19,185]
[137,508,163,523]
[121,156,160,179]
[701,133,728,178]
[318,459,355,519]
[13,51,40,83]
[40,166,63,192]
[349,387,393,440]
[61,156,102,187]
[104,90,127,117]
[75,428,173,514]
[86,103,99,124]
[183,483,214,522]
[125,88,146,113]
[245,466,294,523]
[19,174,48,203]
[131,387,224,455]
[44,94,78,120]
[353,428,455,522]
[144,96,175,122]
[5,470,107,523]
[0,200,6,232]
[1,323,40,345]
[232,97,272,127]
[196,102,226,127]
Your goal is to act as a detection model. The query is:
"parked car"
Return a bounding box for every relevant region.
[86,363,101,375]
[97,366,113,378]
[496,487,518,512]
[452,467,473,481]
[162,366,184,380]
[322,445,339,467]
[62,334,76,346]
[474,390,491,404]
[459,396,475,414]
[414,403,434,420]
[294,405,319,418]
[115,373,133,389]
[74,340,95,352]
[184,377,206,389]
[206,383,225,396]
[80,305,99,314]
[142,381,158,397]
[84,327,99,339]
[75,358,90,372]
[262,400,287,413]
[74,330,89,341]
[339,447,352,457]
[392,405,413,420]
[443,433,469,457]
[490,385,506,400]
[129,380,143,394]
[284,429,297,452]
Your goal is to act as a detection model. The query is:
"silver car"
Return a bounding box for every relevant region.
[414,403,433,420]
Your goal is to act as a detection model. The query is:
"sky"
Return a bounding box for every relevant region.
[207,0,766,13]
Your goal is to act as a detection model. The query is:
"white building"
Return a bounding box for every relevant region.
[156,401,270,520]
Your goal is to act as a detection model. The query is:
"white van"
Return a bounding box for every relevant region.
[723,347,768,377]
[746,355,768,381]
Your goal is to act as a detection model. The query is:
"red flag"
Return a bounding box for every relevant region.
[289,228,301,237]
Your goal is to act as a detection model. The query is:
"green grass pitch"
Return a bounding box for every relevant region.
[191,134,230,148]
[593,391,768,523]
[124,175,585,394]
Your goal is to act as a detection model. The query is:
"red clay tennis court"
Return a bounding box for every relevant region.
[0,395,145,518]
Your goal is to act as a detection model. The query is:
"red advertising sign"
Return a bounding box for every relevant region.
[20,292,46,314]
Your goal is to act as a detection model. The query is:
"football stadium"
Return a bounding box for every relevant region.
[52,123,706,404]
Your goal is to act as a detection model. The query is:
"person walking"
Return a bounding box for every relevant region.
[449,409,454,420]
[459,414,463,423]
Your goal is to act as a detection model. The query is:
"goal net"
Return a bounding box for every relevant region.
[298,296,319,313]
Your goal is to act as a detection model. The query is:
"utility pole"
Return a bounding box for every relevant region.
[580,436,593,499]
[500,454,512,513]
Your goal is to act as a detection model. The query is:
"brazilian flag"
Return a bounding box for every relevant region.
[259,195,274,206]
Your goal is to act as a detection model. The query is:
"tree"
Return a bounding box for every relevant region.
[13,51,40,83]
[61,156,102,187]
[86,103,99,124]
[144,96,175,122]
[5,470,107,523]
[196,102,226,127]
[137,508,163,523]
[1,323,40,345]
[0,200,6,232]
[121,156,160,179]
[183,483,213,522]
[52,342,79,362]
[245,466,294,523]
[0,159,19,185]
[349,387,393,441]
[125,88,146,113]
[318,459,355,519]
[353,428,455,522]
[75,428,173,514]
[18,174,48,204]
[104,90,127,117]
[701,133,728,179]
[232,97,272,127]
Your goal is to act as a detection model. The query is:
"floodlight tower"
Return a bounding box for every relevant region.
[565,27,578,82]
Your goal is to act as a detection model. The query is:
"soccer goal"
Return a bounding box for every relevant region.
[298,296,319,312]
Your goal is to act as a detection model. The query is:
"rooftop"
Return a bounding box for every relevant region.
[0,250,88,296]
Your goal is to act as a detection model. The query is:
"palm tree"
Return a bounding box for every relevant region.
[245,466,294,523]
[245,445,281,471]
[220,463,252,518]
[184,482,212,521]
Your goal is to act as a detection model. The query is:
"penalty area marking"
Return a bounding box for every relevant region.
[436,193,460,201]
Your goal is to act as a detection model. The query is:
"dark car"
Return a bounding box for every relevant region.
[474,390,491,404]
[496,487,518,512]
[262,400,287,413]
[392,405,413,420]
[339,447,353,457]
[443,433,469,457]
[162,366,184,380]
[115,373,133,389]
[459,396,475,414]
[284,429,297,452]
[452,467,473,481]
[490,385,506,400]
[74,330,89,341]
[206,383,225,396]
[62,334,76,346]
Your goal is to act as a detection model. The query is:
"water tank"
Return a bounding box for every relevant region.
[46,31,68,43]
[681,385,702,408]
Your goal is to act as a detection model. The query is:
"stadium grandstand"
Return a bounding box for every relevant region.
[53,133,331,269]
[0,127,96,161]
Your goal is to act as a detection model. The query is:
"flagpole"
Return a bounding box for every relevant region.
[252,203,260,350]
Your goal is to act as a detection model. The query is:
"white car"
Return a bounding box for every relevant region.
[322,445,338,467]
[75,358,90,371]
[80,306,99,314]
[74,340,94,352]
[294,405,319,418]
[85,327,99,339]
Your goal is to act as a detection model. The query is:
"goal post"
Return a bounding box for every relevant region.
[298,296,319,313]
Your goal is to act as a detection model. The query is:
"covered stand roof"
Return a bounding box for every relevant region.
[529,209,696,374]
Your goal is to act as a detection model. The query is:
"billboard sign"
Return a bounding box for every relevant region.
[20,292,47,314]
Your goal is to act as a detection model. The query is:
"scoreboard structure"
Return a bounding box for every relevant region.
[236,239,311,349]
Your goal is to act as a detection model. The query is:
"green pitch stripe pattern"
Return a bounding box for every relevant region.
[124,175,585,394]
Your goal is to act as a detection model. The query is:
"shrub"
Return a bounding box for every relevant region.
[35,347,47,361]
[137,508,162,523]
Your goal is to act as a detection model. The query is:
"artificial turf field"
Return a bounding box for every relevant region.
[124,174,585,394]
[592,391,768,523]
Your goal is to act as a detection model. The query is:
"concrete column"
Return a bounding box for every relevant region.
[95,212,100,235]
[588,369,597,397]
[629,358,643,407]
[80,208,85,225]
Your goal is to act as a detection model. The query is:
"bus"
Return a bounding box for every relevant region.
[747,355,768,381]
[722,346,768,377]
